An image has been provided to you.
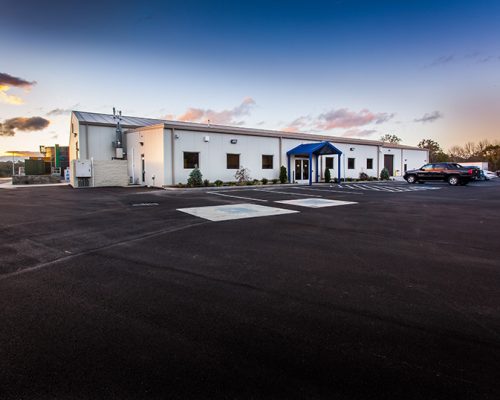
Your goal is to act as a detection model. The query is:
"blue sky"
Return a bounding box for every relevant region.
[1,0,499,154]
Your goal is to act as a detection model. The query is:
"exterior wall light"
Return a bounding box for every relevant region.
[230,139,238,144]
[204,136,210,142]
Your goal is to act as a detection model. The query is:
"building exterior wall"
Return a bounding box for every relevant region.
[124,126,429,185]
[126,126,165,186]
[171,129,281,184]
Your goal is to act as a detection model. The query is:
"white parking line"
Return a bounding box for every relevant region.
[253,189,322,197]
[207,191,268,202]
[294,187,364,195]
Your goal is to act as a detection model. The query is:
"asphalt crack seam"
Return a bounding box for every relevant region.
[0,219,208,282]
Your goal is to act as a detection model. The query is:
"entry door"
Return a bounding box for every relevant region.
[295,158,309,184]
[384,154,394,176]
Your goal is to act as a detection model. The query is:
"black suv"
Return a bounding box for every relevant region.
[404,163,479,186]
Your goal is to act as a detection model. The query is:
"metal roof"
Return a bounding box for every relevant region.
[72,110,424,151]
[287,141,342,156]
[73,111,165,128]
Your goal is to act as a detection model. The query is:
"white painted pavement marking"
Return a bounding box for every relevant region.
[294,186,364,195]
[207,191,268,202]
[177,203,298,221]
[275,198,358,208]
[253,189,322,197]
[131,202,159,207]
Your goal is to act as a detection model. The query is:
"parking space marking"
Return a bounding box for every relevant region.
[207,191,268,202]
[254,189,322,197]
[325,184,442,193]
[294,187,364,195]
[177,203,298,221]
[275,198,358,208]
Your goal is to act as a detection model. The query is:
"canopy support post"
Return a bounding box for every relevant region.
[338,154,341,184]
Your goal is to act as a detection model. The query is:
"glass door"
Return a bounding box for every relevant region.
[295,158,309,184]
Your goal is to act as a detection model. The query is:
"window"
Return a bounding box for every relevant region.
[227,153,240,169]
[348,158,355,169]
[404,164,407,172]
[262,155,273,169]
[366,158,373,169]
[325,157,334,169]
[183,152,199,169]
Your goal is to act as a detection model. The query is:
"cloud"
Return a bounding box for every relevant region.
[424,55,454,68]
[282,116,312,132]
[414,111,443,123]
[46,108,72,116]
[0,117,50,136]
[316,108,394,130]
[169,97,256,125]
[282,107,394,133]
[0,72,36,105]
[341,129,377,138]
[0,73,35,88]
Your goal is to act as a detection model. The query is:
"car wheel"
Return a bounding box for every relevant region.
[448,175,460,186]
[406,175,417,184]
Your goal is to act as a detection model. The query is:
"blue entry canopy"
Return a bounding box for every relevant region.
[286,141,343,185]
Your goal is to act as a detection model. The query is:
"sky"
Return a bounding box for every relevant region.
[1,0,499,156]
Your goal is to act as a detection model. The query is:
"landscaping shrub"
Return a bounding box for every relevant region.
[187,167,203,187]
[272,178,279,184]
[279,165,287,184]
[252,179,260,185]
[380,168,390,180]
[261,178,268,185]
[235,167,251,183]
[214,179,223,187]
[359,172,369,181]
[324,168,331,183]
[203,179,210,187]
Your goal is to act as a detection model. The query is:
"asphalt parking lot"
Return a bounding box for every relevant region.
[1,180,499,399]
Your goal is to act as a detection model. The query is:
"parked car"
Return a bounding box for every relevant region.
[482,170,498,180]
[404,162,480,186]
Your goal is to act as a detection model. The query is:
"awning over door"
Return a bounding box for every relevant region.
[286,141,342,185]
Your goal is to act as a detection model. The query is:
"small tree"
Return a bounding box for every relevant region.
[235,166,251,183]
[187,167,203,187]
[279,165,287,184]
[380,168,390,180]
[380,134,402,144]
[324,168,331,183]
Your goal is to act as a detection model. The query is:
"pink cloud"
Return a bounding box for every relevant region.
[316,108,394,130]
[170,97,256,125]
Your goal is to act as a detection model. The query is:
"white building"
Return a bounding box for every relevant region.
[69,111,428,187]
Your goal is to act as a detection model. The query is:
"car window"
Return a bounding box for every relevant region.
[422,164,433,171]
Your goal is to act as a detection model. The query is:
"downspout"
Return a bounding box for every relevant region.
[279,137,282,168]
[401,148,403,176]
[91,157,95,187]
[377,145,380,178]
[171,128,175,185]
[85,124,89,160]
[131,146,135,184]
